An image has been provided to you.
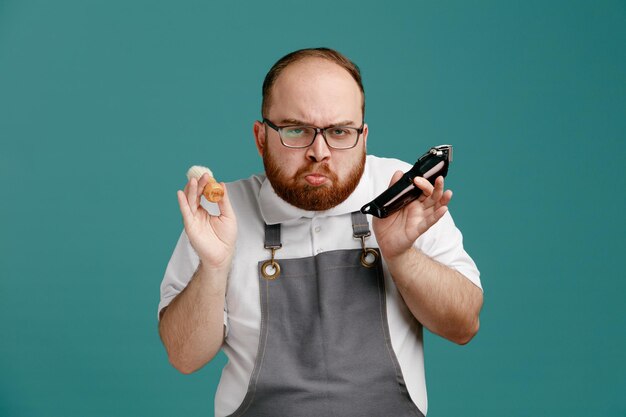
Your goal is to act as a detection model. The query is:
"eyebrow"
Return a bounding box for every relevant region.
[279,118,358,127]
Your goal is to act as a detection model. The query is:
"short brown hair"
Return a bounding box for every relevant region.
[261,47,365,119]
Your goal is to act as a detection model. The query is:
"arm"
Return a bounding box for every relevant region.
[373,173,483,345]
[385,247,482,345]
[159,262,228,373]
[158,174,237,373]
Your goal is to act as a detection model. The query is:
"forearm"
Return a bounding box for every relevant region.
[386,248,483,344]
[158,262,228,373]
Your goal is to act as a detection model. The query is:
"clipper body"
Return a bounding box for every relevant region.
[361,145,453,218]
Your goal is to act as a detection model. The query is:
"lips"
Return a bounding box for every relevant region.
[304,173,328,186]
[296,163,336,187]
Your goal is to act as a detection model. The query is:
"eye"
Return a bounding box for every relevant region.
[327,127,353,139]
[283,127,306,138]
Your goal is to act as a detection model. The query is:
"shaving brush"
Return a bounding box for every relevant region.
[186,165,224,203]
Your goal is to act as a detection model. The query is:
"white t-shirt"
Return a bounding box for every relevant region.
[159,155,482,416]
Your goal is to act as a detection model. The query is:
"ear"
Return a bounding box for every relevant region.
[362,123,369,151]
[253,120,266,157]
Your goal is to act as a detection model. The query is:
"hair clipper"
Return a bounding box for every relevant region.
[360,145,453,218]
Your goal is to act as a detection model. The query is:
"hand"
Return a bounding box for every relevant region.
[372,172,452,261]
[177,173,237,270]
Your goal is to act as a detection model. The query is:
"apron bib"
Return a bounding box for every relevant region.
[227,212,424,417]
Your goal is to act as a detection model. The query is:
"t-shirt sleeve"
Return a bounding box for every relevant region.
[157,230,230,333]
[414,211,482,290]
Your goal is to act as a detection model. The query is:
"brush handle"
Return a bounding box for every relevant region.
[202,178,224,203]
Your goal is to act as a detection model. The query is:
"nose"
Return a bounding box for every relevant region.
[305,130,331,162]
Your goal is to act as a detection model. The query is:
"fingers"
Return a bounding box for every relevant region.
[216,183,236,220]
[413,176,435,201]
[179,177,233,221]
[389,173,446,204]
[440,189,453,207]
[187,177,199,214]
[184,174,212,214]
[430,176,444,204]
[411,176,453,215]
[432,177,453,209]
[428,205,449,227]
[197,173,211,195]
[414,200,450,237]
[177,190,193,223]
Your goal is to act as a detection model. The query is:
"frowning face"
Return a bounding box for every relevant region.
[254,58,368,211]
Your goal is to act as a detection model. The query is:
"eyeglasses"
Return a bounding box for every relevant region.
[263,118,364,150]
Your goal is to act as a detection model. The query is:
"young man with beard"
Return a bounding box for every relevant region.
[158,48,483,417]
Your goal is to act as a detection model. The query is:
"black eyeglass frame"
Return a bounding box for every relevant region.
[263,118,364,150]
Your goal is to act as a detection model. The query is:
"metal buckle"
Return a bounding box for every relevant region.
[357,235,378,268]
[261,246,281,280]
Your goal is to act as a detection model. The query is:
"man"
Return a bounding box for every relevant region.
[158,48,483,417]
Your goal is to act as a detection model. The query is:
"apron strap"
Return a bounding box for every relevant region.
[351,211,371,238]
[262,224,282,280]
[264,223,282,249]
[351,211,378,268]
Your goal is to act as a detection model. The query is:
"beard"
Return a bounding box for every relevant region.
[263,150,366,211]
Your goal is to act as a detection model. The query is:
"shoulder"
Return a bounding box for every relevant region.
[366,154,413,172]
[225,174,265,203]
[363,154,413,195]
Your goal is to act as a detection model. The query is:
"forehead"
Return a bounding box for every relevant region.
[267,58,362,123]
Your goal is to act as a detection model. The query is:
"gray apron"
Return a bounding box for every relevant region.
[227,212,424,417]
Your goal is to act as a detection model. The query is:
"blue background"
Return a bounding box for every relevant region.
[1,1,625,416]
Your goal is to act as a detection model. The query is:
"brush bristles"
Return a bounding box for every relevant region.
[186,165,213,180]
[185,165,223,203]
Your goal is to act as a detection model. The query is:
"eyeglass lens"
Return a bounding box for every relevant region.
[281,126,359,149]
